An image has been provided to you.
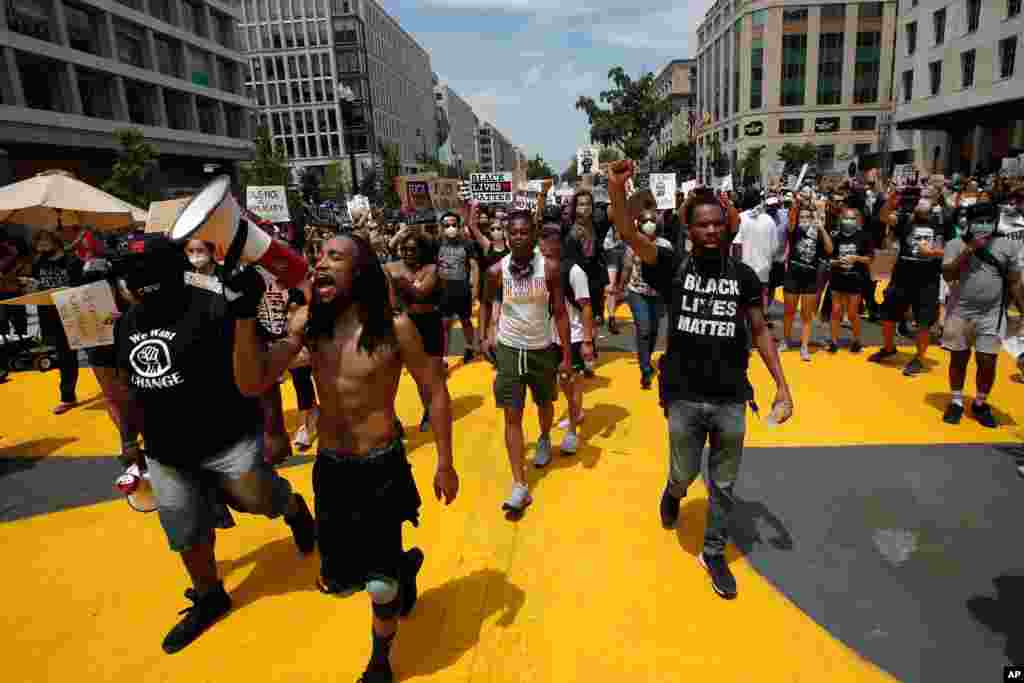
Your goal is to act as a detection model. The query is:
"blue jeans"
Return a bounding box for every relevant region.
[627,290,664,375]
[666,400,746,557]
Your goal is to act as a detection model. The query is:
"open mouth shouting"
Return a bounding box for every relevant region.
[313,271,336,300]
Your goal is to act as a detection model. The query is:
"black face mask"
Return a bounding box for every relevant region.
[38,249,57,259]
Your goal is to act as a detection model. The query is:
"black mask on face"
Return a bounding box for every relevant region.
[120,235,188,303]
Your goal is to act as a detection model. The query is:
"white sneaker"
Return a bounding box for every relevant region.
[501,483,532,513]
[533,435,552,468]
[778,339,789,352]
[800,346,811,362]
[293,425,311,450]
[560,432,578,454]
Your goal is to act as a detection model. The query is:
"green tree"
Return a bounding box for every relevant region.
[322,161,351,203]
[575,67,671,162]
[299,168,321,204]
[777,142,817,175]
[462,160,480,176]
[660,142,693,176]
[101,128,159,207]
[740,146,765,183]
[598,147,621,164]
[379,142,403,209]
[527,155,555,180]
[240,125,290,189]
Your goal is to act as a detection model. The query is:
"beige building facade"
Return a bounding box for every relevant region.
[650,58,697,165]
[890,0,1024,175]
[694,0,897,184]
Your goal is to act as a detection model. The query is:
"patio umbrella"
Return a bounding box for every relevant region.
[0,169,146,233]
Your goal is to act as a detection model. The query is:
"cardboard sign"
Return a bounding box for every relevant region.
[146,198,192,234]
[246,186,290,223]
[407,181,433,211]
[720,174,734,192]
[470,173,513,204]
[650,174,677,210]
[577,147,599,176]
[51,281,118,350]
[0,287,68,306]
[527,180,545,193]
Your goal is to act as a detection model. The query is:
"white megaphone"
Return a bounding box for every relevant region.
[115,464,157,513]
[169,175,309,289]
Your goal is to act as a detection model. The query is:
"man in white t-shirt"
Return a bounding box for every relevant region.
[540,225,594,456]
[732,196,779,314]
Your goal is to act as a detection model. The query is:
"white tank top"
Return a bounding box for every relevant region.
[497,251,551,350]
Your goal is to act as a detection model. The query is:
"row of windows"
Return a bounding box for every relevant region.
[242,0,327,24]
[266,108,338,136]
[241,20,331,51]
[902,38,1018,102]
[906,1,1020,58]
[249,53,333,82]
[248,78,336,105]
[701,2,882,44]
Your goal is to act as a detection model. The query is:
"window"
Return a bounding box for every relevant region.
[906,22,917,55]
[961,49,976,87]
[966,0,981,33]
[818,32,844,104]
[733,124,738,138]
[1000,37,1017,79]
[8,0,54,42]
[854,143,872,158]
[783,7,808,23]
[150,0,171,23]
[781,34,807,106]
[1011,0,1022,18]
[929,60,942,94]
[816,145,835,170]
[933,9,946,45]
[723,128,729,142]
[854,31,881,102]
[115,20,146,67]
[65,4,101,55]
[860,2,883,19]
[902,70,913,101]
[821,4,845,20]
[779,118,804,134]
[851,115,876,131]
[183,2,205,37]
[155,36,181,78]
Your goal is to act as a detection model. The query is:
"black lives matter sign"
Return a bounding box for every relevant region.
[470,173,513,204]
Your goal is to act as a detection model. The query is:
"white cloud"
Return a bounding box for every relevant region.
[587,6,702,54]
[464,89,523,129]
[519,50,545,58]
[522,64,543,88]
[554,62,599,96]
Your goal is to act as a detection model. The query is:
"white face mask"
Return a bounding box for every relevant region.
[641,221,657,236]
[491,230,505,242]
[444,226,458,239]
[188,254,210,269]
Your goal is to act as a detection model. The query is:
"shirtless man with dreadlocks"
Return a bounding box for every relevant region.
[232,232,459,683]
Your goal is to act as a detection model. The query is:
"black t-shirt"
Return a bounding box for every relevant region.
[829,230,874,291]
[642,247,762,404]
[33,254,82,335]
[115,286,263,468]
[786,219,826,272]
[891,216,951,286]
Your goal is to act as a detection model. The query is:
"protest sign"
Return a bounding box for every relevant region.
[470,173,513,204]
[51,281,118,350]
[527,180,545,193]
[406,180,433,212]
[146,198,191,234]
[429,178,462,211]
[720,174,734,192]
[246,186,290,223]
[577,147,598,176]
[650,174,677,210]
[681,180,697,197]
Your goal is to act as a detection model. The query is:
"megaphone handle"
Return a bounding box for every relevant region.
[223,218,249,276]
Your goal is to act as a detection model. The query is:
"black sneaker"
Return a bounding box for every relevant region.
[659,487,680,529]
[399,547,425,618]
[943,403,964,424]
[868,348,898,363]
[850,340,862,354]
[285,493,316,555]
[394,418,405,440]
[641,370,653,389]
[902,358,924,376]
[897,322,911,338]
[162,583,232,654]
[419,411,430,432]
[463,348,474,363]
[827,341,838,353]
[698,552,737,600]
[358,669,393,683]
[972,402,997,428]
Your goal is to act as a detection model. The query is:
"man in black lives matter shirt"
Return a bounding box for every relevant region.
[611,162,793,601]
[111,233,315,655]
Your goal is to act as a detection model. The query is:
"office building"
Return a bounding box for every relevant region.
[890,0,1023,175]
[434,81,478,175]
[1,0,252,191]
[650,59,697,165]
[693,0,897,184]
[241,0,438,183]
[477,120,514,174]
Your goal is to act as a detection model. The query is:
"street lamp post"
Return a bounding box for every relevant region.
[339,84,360,197]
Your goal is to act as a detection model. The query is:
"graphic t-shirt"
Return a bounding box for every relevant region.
[642,248,763,404]
[436,239,475,297]
[33,254,82,338]
[829,230,874,292]
[787,218,825,272]
[254,266,292,340]
[552,263,590,346]
[115,286,263,468]
[892,217,950,286]
[626,238,673,297]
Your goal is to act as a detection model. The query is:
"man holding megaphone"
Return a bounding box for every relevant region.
[110,180,318,655]
[231,228,459,683]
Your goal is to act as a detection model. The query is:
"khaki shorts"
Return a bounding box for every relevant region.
[493,342,558,408]
[941,314,1001,355]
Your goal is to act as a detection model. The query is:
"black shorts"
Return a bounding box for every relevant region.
[783,266,818,295]
[439,286,472,319]
[830,271,867,294]
[85,344,117,368]
[313,441,421,591]
[408,311,443,357]
[769,262,786,291]
[882,280,940,327]
[555,341,590,373]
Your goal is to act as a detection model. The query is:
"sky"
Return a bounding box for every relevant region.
[378,0,707,174]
